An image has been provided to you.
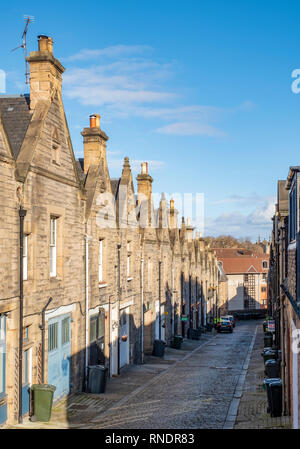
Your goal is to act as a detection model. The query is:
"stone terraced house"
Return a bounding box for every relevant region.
[0,35,220,426]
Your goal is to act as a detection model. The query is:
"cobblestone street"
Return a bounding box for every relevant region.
[7,320,288,430]
[89,320,256,429]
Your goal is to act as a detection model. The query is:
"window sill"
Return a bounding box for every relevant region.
[127,277,133,282]
[50,276,62,282]
[99,283,107,289]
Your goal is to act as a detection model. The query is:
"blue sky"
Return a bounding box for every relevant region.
[1,0,300,240]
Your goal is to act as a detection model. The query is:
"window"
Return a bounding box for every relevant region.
[262,273,267,280]
[98,239,103,283]
[90,312,105,343]
[61,317,70,345]
[0,315,6,397]
[23,235,28,281]
[50,217,57,277]
[262,261,268,269]
[289,180,297,242]
[48,322,58,351]
[23,326,29,341]
[261,286,267,292]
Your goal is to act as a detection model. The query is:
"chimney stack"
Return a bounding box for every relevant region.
[186,217,195,241]
[27,35,65,109]
[137,162,153,226]
[81,114,109,173]
[169,199,178,229]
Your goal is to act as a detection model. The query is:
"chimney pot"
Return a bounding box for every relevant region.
[38,35,53,54]
[90,114,97,128]
[141,162,148,174]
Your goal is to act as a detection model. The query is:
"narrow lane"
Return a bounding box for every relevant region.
[92,321,258,429]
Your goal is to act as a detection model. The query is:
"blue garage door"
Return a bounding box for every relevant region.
[48,314,71,401]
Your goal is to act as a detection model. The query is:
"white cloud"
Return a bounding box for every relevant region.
[65,45,153,61]
[204,196,275,239]
[63,45,256,139]
[156,122,225,137]
[107,158,164,172]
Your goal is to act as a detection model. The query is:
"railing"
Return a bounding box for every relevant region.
[280,283,300,320]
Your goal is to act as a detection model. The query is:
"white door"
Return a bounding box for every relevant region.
[155,300,160,339]
[119,307,130,368]
[110,303,119,376]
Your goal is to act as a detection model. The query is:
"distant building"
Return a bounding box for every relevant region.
[214,248,269,314]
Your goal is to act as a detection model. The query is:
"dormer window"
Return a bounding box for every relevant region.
[51,127,61,166]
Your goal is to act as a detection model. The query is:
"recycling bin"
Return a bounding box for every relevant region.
[88,365,108,393]
[263,349,277,364]
[263,378,281,414]
[153,339,165,357]
[261,347,272,357]
[31,384,56,422]
[264,334,273,348]
[265,359,280,378]
[269,379,282,417]
[172,335,183,349]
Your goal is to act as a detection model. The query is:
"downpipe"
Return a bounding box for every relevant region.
[18,205,27,424]
[40,296,53,383]
[85,235,90,391]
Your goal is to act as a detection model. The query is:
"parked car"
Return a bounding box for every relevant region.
[217,317,233,333]
[223,315,235,328]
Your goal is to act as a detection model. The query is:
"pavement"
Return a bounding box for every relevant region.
[5,329,218,429]
[6,320,289,430]
[234,322,291,429]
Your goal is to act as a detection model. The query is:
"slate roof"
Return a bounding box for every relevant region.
[76,158,86,183]
[0,95,32,158]
[111,178,120,199]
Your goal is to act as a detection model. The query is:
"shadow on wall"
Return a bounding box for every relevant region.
[26,276,208,425]
[228,286,267,319]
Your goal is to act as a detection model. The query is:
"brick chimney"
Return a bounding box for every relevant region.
[27,35,65,109]
[136,162,153,226]
[81,114,109,173]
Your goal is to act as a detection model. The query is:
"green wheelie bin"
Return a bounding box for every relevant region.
[31,384,56,421]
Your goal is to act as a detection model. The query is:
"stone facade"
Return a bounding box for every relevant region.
[0,35,219,426]
[270,172,300,428]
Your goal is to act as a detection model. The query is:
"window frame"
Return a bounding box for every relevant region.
[50,216,57,278]
[23,234,28,281]
[98,239,104,284]
[289,176,297,243]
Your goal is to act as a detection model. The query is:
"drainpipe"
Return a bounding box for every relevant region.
[171,266,175,336]
[141,255,144,363]
[40,296,53,383]
[85,235,90,391]
[159,261,162,340]
[117,244,121,375]
[18,205,27,424]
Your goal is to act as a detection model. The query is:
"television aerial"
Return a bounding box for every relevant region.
[11,15,34,85]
